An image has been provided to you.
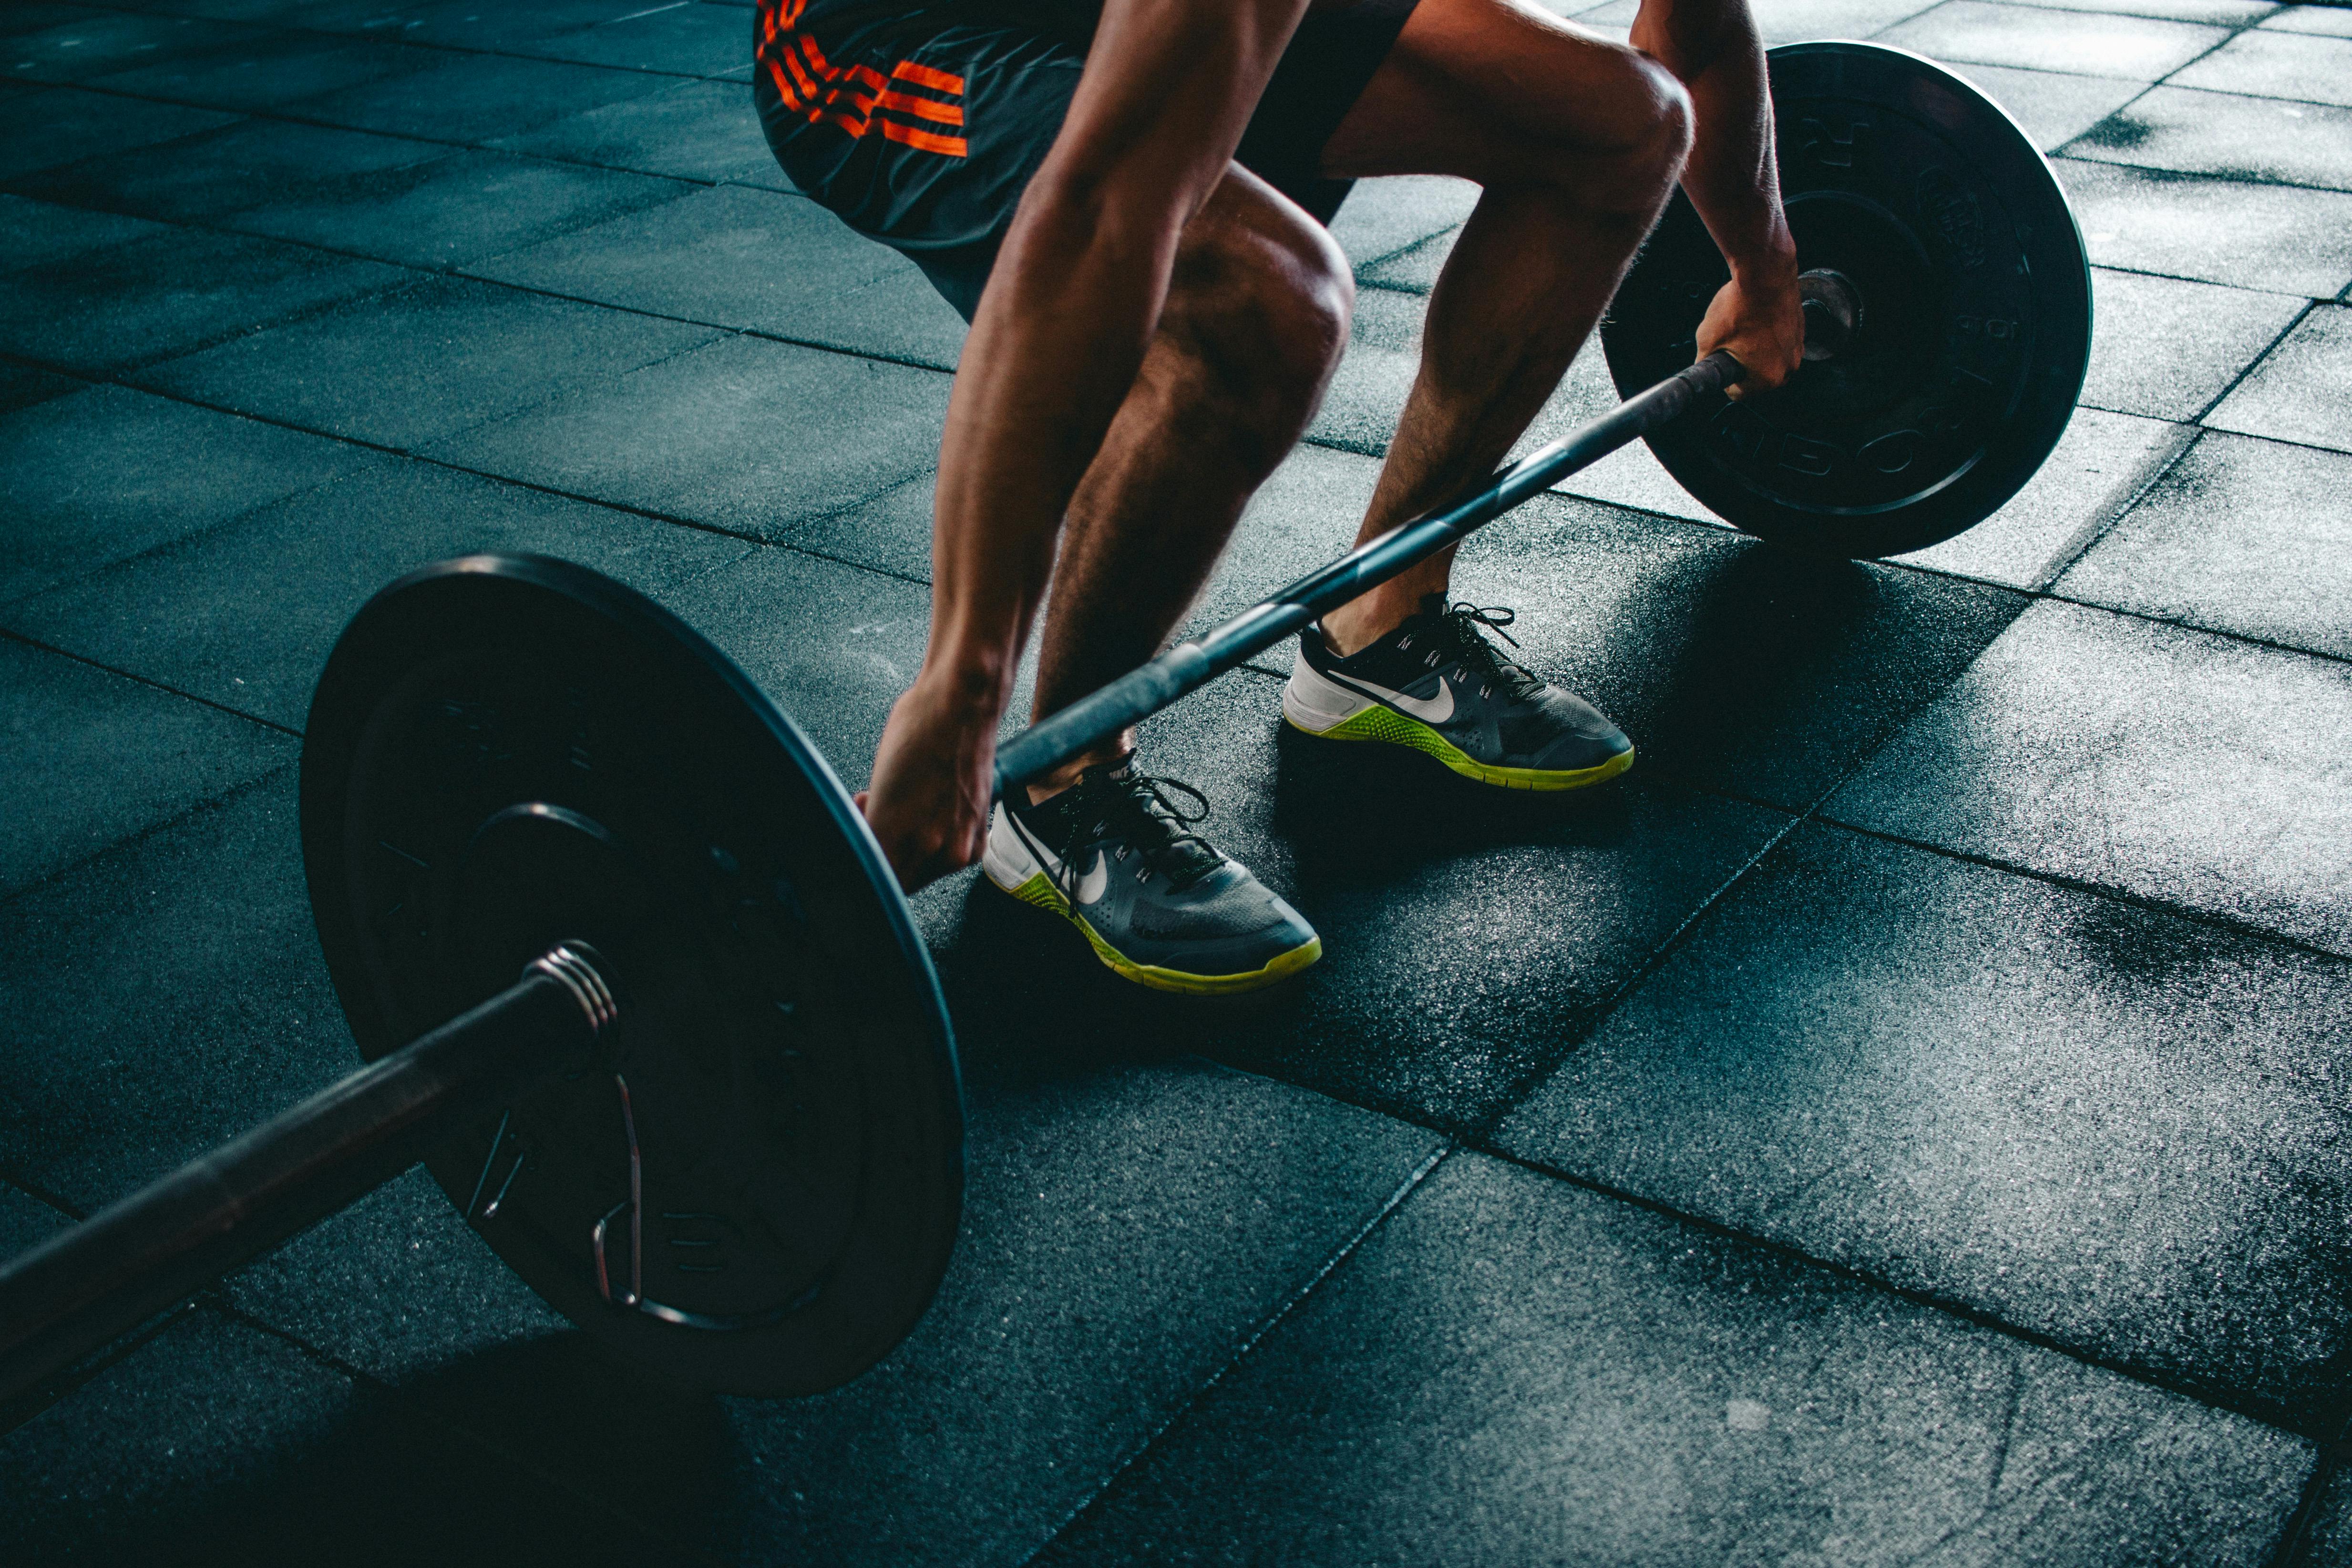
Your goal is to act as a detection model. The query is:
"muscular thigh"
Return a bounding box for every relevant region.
[1319,0,1674,184]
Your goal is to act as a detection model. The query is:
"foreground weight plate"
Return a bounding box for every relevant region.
[1603,41,2093,557]
[299,556,961,1395]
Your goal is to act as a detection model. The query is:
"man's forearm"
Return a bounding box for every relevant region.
[1631,0,1792,280]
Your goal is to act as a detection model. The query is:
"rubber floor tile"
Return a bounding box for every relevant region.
[1988,0,2280,21]
[2298,1465,2352,1563]
[2,10,258,83]
[1039,1153,2310,1566]
[2172,27,2352,105]
[471,182,965,368]
[0,225,408,376]
[0,1181,69,1255]
[0,453,752,728]
[653,539,940,778]
[424,333,953,536]
[0,191,174,272]
[1895,406,2195,588]
[82,28,438,112]
[0,361,84,416]
[221,1168,570,1385]
[1828,598,2352,954]
[136,271,719,448]
[1942,61,2145,150]
[11,114,448,224]
[2058,432,2352,658]
[386,1062,1441,1567]
[0,1311,659,1567]
[0,5,91,40]
[0,770,357,1200]
[2206,302,2352,452]
[2076,267,2308,420]
[0,384,374,604]
[1325,174,1478,273]
[1877,0,2234,78]
[2057,159,2352,295]
[273,47,673,142]
[0,640,295,902]
[235,146,694,268]
[1354,221,1455,295]
[0,83,239,182]
[298,0,661,50]
[2066,86,2352,192]
[529,0,752,75]
[2260,0,2352,31]
[489,75,775,183]
[1745,0,1942,39]
[1500,823,2352,1429]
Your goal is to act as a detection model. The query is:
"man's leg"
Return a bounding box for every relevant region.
[1314,0,1692,653]
[966,165,1344,994]
[1019,166,1354,798]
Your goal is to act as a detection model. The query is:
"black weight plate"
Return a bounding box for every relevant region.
[299,555,962,1396]
[1603,41,2093,557]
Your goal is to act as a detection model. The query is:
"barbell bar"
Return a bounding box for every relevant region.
[0,38,2091,1408]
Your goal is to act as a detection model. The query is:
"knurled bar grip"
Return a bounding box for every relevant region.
[991,348,1746,796]
[0,947,617,1408]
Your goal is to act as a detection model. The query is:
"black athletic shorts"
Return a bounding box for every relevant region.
[750,0,1420,320]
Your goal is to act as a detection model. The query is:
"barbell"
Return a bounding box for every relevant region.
[0,40,2090,1404]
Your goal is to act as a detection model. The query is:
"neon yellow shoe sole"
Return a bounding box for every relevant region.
[993,872,1323,995]
[1288,703,1635,792]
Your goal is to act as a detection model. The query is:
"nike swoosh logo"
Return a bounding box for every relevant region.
[1008,814,1111,905]
[1329,667,1455,724]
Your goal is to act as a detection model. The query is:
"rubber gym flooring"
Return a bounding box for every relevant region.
[1,0,2348,1561]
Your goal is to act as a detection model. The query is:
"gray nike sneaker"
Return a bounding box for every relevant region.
[979,755,1321,994]
[1282,595,1633,790]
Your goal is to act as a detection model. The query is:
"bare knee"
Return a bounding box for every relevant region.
[1504,42,1692,215]
[1159,193,1353,461]
[1618,51,1693,186]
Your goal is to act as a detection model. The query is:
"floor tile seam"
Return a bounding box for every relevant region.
[438,263,961,376]
[1345,224,1466,283]
[8,75,730,198]
[1808,814,2352,963]
[2087,259,2330,304]
[2189,297,2322,422]
[2028,585,2352,669]
[2268,1451,2343,1568]
[2070,144,2352,196]
[0,1299,198,1440]
[200,1296,717,1562]
[2018,409,2207,590]
[52,5,738,88]
[2134,73,2352,113]
[1357,271,1434,298]
[1952,0,2252,20]
[1018,1140,1458,1568]
[0,346,947,599]
[0,758,299,916]
[1854,0,1953,41]
[0,1168,90,1224]
[2052,146,2352,196]
[0,625,304,738]
[1463,1137,2330,1442]
[1458,810,1812,1146]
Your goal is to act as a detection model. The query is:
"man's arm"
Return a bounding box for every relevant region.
[1628,0,1803,396]
[862,0,1311,890]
